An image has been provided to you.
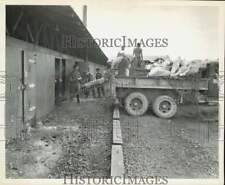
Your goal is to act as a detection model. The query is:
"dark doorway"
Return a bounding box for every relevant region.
[55,58,61,104]
[62,59,66,97]
[55,58,66,104]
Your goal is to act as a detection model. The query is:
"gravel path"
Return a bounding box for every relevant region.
[120,104,219,178]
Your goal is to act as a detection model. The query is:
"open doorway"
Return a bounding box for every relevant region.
[55,58,60,104]
[62,59,66,97]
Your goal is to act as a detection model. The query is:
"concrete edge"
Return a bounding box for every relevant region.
[111,107,125,177]
[113,107,120,120]
[113,120,123,144]
[111,144,125,177]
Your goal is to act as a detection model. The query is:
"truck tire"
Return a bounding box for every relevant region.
[152,95,177,118]
[125,92,149,116]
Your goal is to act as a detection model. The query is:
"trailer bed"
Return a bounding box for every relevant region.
[114,76,208,90]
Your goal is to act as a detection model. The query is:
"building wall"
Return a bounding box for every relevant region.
[6,36,107,139]
[5,42,22,139]
[5,37,82,139]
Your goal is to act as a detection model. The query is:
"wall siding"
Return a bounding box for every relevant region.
[5,36,106,139]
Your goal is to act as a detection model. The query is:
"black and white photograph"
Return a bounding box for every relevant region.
[0,0,224,184]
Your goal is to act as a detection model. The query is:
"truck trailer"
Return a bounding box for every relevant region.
[112,76,209,118]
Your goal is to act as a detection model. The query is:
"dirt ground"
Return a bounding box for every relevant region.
[120,104,219,178]
[6,98,112,178]
[6,97,219,179]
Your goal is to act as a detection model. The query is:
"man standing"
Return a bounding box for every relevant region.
[96,68,102,80]
[69,64,82,103]
[133,43,143,67]
[85,69,94,98]
[103,64,113,97]
[95,68,105,98]
[87,70,94,82]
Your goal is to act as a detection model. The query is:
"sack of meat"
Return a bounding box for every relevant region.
[172,60,201,77]
[147,58,171,77]
[147,67,171,77]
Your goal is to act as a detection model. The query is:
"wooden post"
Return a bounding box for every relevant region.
[82,5,87,27]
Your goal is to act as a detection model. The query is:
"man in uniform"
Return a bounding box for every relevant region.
[69,64,82,103]
[103,64,113,97]
[85,68,94,98]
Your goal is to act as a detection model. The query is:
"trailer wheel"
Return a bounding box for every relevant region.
[152,95,177,118]
[125,92,149,116]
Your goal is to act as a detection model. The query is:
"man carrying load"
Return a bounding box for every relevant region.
[116,46,130,76]
[69,64,82,103]
[95,68,105,98]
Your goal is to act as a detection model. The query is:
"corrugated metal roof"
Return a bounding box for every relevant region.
[6,5,108,65]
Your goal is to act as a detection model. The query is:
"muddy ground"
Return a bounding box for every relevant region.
[6,98,113,178]
[120,104,219,178]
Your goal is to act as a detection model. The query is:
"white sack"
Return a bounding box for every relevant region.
[147,67,171,77]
